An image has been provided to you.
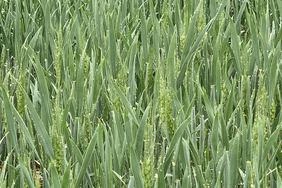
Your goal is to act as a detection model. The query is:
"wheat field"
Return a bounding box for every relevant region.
[0,0,281,187]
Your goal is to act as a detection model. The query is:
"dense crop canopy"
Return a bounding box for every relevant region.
[0,0,281,187]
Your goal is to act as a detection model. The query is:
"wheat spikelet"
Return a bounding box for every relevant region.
[83,54,90,75]
[16,70,25,116]
[142,157,154,187]
[159,73,174,139]
[197,1,205,31]
[142,120,155,187]
[51,97,64,174]
[253,70,267,143]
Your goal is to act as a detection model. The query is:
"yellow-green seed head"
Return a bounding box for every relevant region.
[197,1,205,31]
[142,158,154,187]
[83,55,90,75]
[16,72,25,116]
[159,74,174,139]
[51,99,64,174]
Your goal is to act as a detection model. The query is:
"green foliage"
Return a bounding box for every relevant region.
[0,0,281,187]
